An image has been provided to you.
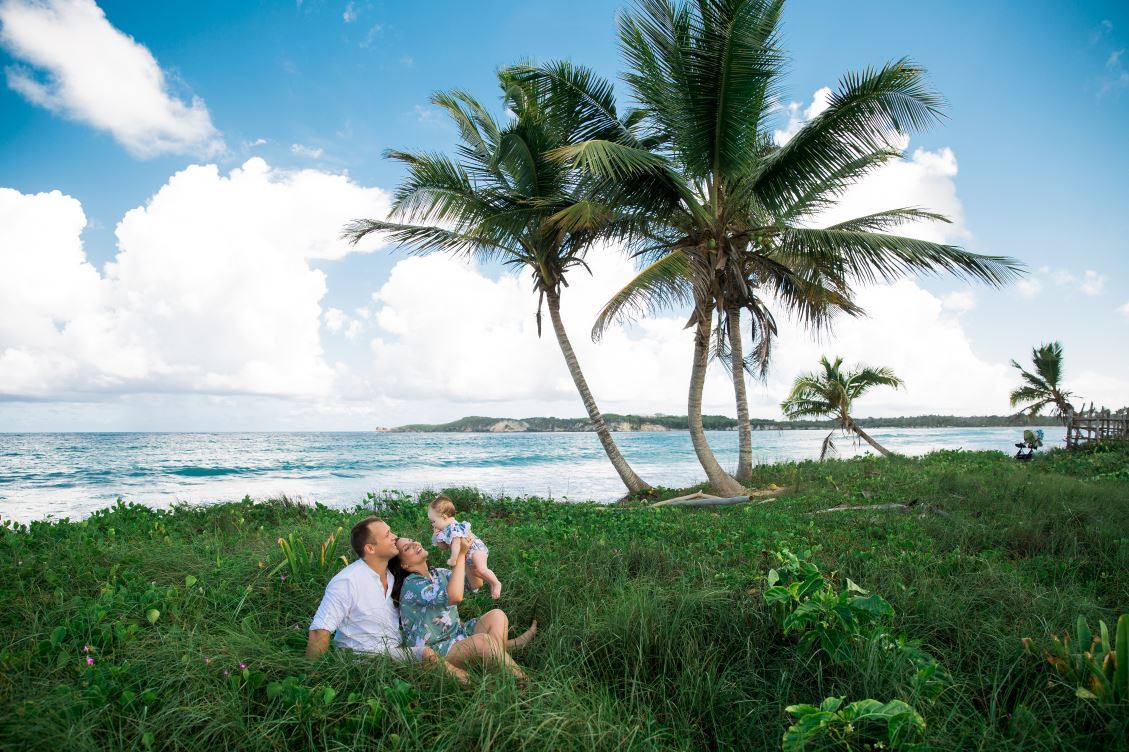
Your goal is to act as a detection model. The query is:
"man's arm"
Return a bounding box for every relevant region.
[306,629,332,660]
[308,577,351,660]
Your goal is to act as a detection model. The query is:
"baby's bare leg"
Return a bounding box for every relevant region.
[470,550,502,599]
[466,566,485,590]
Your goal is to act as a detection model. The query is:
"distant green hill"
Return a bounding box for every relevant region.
[385,413,1063,432]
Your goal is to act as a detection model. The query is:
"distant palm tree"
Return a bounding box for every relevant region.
[1009,342,1076,424]
[343,72,651,493]
[781,356,903,459]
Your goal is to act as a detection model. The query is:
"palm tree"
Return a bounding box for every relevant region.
[1009,342,1076,424]
[518,0,1022,495]
[343,73,651,493]
[781,356,903,459]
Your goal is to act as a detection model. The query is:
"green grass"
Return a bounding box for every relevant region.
[2,445,1128,751]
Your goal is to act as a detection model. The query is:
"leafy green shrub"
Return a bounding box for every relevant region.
[782,697,926,751]
[763,550,894,661]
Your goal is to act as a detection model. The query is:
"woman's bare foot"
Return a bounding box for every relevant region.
[507,620,537,653]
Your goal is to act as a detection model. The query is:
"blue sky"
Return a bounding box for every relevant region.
[1,0,1127,430]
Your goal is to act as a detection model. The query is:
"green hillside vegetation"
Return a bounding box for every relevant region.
[3,444,1127,751]
[390,413,1065,432]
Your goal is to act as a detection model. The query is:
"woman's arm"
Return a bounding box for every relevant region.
[446,537,467,604]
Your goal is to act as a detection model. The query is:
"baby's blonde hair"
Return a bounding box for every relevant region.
[428,495,456,518]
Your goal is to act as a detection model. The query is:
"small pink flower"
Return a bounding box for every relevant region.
[280,575,286,582]
[239,662,247,669]
[204,657,211,665]
[82,645,92,654]
[223,670,230,677]
[85,656,94,666]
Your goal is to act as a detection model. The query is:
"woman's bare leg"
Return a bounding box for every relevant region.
[474,609,537,653]
[421,646,468,683]
[443,633,526,681]
[508,620,537,652]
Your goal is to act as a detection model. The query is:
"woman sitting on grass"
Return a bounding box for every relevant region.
[390,536,535,682]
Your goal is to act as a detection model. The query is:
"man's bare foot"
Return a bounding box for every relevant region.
[490,581,502,599]
[508,620,537,653]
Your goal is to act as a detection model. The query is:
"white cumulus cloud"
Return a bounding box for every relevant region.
[941,290,976,314]
[368,251,724,411]
[0,159,390,398]
[0,0,224,157]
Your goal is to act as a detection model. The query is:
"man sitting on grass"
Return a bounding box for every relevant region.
[306,516,468,681]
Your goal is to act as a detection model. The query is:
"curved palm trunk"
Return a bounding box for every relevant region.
[689,315,747,496]
[545,291,650,493]
[727,307,753,482]
[846,417,893,457]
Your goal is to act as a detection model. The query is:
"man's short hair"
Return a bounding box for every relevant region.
[350,516,384,558]
[429,495,457,517]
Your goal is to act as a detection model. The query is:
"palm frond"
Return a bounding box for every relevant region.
[1008,386,1050,410]
[341,219,507,264]
[756,58,945,215]
[504,61,635,145]
[592,250,695,342]
[782,228,1023,287]
[549,139,671,180]
[826,207,950,233]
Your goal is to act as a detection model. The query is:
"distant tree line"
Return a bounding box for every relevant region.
[390,413,1061,433]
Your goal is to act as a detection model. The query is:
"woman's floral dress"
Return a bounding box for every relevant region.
[399,567,478,656]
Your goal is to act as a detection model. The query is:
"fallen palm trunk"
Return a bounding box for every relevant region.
[652,494,752,507]
[650,487,783,508]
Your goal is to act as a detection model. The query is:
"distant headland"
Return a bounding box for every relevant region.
[377,413,1063,433]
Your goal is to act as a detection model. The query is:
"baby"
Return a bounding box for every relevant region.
[427,495,502,599]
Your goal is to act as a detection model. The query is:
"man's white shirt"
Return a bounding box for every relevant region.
[309,558,420,661]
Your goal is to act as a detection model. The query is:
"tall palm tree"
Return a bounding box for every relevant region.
[781,356,903,459]
[343,73,651,493]
[1009,342,1076,423]
[518,0,1022,495]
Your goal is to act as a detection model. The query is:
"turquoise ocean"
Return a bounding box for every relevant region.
[0,427,1063,522]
